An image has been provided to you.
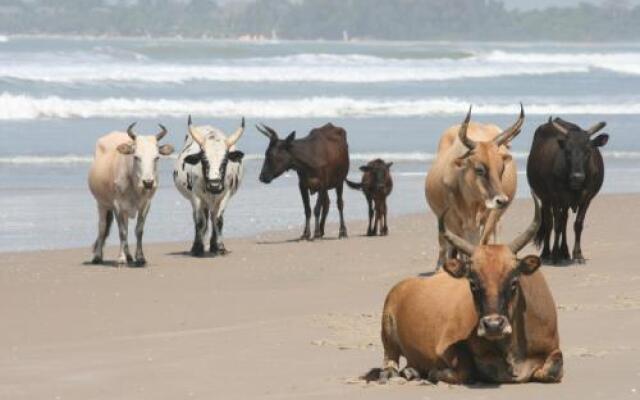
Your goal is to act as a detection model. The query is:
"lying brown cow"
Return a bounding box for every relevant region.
[370,197,563,384]
[346,159,393,236]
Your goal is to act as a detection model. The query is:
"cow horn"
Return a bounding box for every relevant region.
[126,122,137,141]
[226,117,245,147]
[508,194,541,254]
[495,103,525,146]
[156,124,168,141]
[586,121,606,136]
[551,119,569,135]
[438,210,476,257]
[187,116,205,148]
[458,106,476,151]
[256,123,278,140]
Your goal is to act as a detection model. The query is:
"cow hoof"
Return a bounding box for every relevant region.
[134,258,147,267]
[366,230,375,237]
[116,258,128,267]
[378,367,399,384]
[190,243,205,257]
[339,230,348,239]
[213,247,228,256]
[125,254,134,263]
[91,256,103,265]
[381,229,389,236]
[401,367,421,381]
[574,256,586,264]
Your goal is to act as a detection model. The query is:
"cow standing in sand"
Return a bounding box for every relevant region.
[369,197,563,384]
[88,123,174,266]
[257,123,349,240]
[346,159,393,236]
[425,105,523,268]
[527,117,609,265]
[173,116,245,257]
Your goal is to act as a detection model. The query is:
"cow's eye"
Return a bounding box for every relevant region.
[510,279,518,293]
[475,166,485,176]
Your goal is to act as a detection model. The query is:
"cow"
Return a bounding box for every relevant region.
[346,159,393,236]
[88,123,174,266]
[173,116,245,257]
[425,105,523,268]
[257,123,349,240]
[368,196,563,384]
[527,117,609,265]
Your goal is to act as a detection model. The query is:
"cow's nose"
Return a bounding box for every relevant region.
[495,195,509,208]
[142,179,154,189]
[479,315,510,338]
[571,172,586,182]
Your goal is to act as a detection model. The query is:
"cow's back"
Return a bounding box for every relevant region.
[306,123,349,184]
[89,132,130,207]
[383,275,476,372]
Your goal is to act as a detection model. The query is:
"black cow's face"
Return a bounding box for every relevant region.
[444,248,541,341]
[360,160,392,191]
[259,132,295,184]
[558,131,609,190]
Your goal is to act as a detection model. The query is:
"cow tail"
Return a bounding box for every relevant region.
[345,179,362,191]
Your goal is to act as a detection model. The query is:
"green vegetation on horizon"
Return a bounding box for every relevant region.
[0,0,638,41]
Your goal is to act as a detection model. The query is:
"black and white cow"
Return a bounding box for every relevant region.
[173,116,245,256]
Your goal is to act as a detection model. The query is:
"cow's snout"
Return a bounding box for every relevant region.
[142,179,155,190]
[570,172,586,188]
[478,315,512,340]
[485,194,509,210]
[206,180,224,194]
[259,173,272,184]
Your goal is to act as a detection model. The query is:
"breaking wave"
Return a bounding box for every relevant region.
[3,93,640,120]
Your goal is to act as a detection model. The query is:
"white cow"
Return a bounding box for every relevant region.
[88,123,174,266]
[173,116,245,256]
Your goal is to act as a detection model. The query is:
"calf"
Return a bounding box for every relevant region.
[88,123,174,266]
[346,159,393,236]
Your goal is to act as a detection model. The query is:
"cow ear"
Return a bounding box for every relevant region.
[184,152,203,165]
[359,166,371,172]
[517,255,541,276]
[591,134,609,147]
[228,150,244,162]
[117,143,134,155]
[443,259,468,279]
[385,162,393,169]
[158,144,174,156]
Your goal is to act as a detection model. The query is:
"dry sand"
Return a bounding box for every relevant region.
[1,194,639,399]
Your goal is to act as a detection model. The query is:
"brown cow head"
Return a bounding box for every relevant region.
[360,159,392,192]
[439,196,541,341]
[453,105,524,210]
[256,123,296,184]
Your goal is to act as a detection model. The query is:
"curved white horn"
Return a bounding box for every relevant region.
[226,117,245,147]
[187,115,205,148]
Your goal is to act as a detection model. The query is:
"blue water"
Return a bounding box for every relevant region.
[1,37,639,251]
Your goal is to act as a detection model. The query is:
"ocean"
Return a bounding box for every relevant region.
[1,37,639,252]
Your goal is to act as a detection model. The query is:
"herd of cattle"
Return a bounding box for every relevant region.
[87,105,610,384]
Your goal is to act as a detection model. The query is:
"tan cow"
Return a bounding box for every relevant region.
[88,123,174,266]
[425,105,523,268]
[369,197,563,384]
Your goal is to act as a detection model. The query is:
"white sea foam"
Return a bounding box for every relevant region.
[2,151,638,166]
[2,93,640,120]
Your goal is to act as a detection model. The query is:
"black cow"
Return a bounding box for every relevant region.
[346,159,393,236]
[257,123,349,240]
[526,117,609,264]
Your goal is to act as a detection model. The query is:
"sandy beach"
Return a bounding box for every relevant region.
[1,194,639,399]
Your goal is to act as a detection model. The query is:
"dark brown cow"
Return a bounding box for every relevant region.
[368,197,563,384]
[257,123,349,240]
[346,159,393,236]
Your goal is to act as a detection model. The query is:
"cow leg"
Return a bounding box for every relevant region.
[134,201,151,266]
[551,206,563,265]
[532,349,563,383]
[298,182,312,241]
[336,182,348,239]
[559,207,571,262]
[92,205,113,264]
[313,192,323,239]
[540,203,553,263]
[429,345,473,384]
[319,191,330,238]
[366,194,374,236]
[372,199,381,236]
[115,211,132,266]
[572,199,592,264]
[190,198,207,256]
[210,193,231,255]
[380,199,389,236]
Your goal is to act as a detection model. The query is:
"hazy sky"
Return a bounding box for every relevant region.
[503,0,640,9]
